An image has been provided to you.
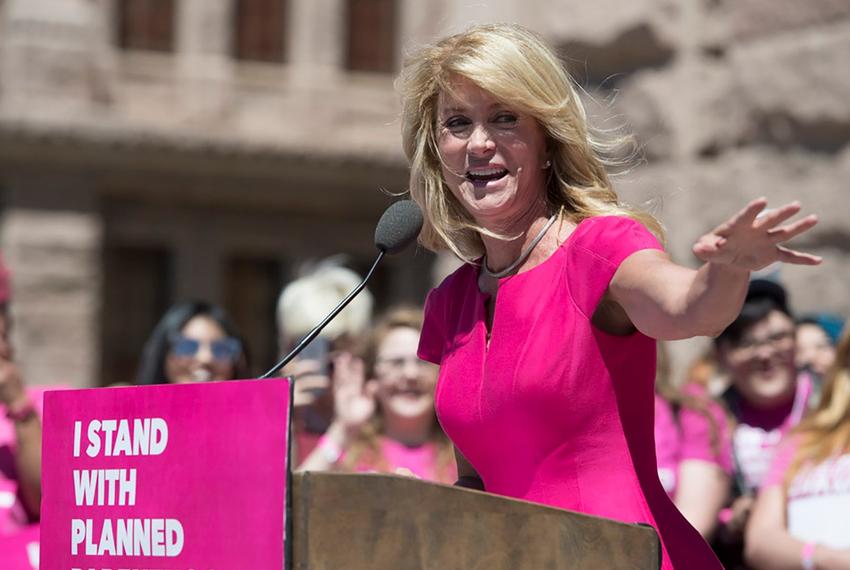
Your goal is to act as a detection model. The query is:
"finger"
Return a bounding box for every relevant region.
[291,391,316,407]
[293,368,326,383]
[333,355,362,390]
[754,201,801,230]
[712,198,767,237]
[692,236,727,261]
[776,245,822,266]
[330,353,350,382]
[296,374,330,389]
[767,214,818,243]
[331,352,349,373]
[364,379,379,399]
[717,198,768,237]
[349,357,366,390]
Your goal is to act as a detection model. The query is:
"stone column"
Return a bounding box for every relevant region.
[0,183,103,389]
[176,0,234,120]
[289,0,344,73]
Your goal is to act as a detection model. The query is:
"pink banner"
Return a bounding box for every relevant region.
[40,379,290,569]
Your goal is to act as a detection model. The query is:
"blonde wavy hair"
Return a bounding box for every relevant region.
[785,323,850,485]
[276,262,373,350]
[397,23,663,262]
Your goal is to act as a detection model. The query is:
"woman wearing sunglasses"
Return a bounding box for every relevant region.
[137,301,250,385]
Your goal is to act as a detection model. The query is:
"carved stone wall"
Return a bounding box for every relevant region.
[0,0,847,386]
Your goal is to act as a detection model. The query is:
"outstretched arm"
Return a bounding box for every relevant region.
[746,485,850,570]
[609,199,820,340]
[674,460,729,539]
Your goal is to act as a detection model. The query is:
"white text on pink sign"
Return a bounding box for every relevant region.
[70,417,184,557]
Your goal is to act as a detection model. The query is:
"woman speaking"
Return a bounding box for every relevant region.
[398,23,821,570]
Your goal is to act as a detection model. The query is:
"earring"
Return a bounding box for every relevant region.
[542,159,552,170]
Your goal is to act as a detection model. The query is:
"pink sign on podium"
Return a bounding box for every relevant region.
[39,378,290,569]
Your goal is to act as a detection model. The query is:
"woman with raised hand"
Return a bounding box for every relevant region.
[398,23,820,569]
[745,325,850,570]
[299,307,456,484]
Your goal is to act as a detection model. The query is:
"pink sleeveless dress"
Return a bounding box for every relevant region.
[418,216,722,570]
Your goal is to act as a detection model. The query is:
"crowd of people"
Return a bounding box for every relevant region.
[2,252,848,566]
[0,21,847,570]
[652,279,849,568]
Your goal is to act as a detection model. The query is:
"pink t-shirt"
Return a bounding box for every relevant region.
[763,436,850,548]
[0,523,39,569]
[347,437,457,484]
[0,387,48,536]
[295,430,323,467]
[419,216,722,570]
[655,395,681,495]
[655,388,732,498]
[730,374,812,493]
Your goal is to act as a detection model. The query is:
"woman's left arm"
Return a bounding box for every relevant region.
[746,485,850,570]
[674,460,729,539]
[610,199,820,340]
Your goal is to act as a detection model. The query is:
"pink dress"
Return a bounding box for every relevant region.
[419,216,722,570]
[0,387,48,535]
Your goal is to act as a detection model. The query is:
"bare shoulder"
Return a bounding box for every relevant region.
[609,248,685,296]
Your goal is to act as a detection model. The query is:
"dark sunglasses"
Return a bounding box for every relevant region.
[169,334,241,362]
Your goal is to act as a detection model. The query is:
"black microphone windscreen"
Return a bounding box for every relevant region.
[374,200,424,254]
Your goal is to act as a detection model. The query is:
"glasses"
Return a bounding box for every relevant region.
[375,356,432,372]
[169,335,241,362]
[732,330,794,355]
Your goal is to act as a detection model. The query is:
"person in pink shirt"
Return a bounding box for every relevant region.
[0,255,41,532]
[655,346,733,540]
[0,254,42,568]
[299,307,456,484]
[398,23,821,569]
[713,279,815,568]
[746,323,850,569]
[276,263,375,467]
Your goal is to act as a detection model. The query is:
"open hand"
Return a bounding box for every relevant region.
[331,352,376,431]
[692,198,821,270]
[0,357,24,408]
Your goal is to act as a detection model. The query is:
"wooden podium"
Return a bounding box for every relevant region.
[290,472,661,569]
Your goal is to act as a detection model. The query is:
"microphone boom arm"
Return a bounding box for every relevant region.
[259,250,385,379]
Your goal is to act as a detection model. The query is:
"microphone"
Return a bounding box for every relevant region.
[374,199,424,254]
[258,200,423,379]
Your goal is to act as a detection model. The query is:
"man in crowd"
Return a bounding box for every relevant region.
[713,278,814,567]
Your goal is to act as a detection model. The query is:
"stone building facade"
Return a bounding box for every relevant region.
[0,0,848,388]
